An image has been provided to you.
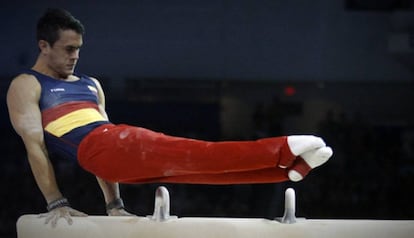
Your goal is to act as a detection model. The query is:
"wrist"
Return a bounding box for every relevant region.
[106,198,124,212]
[47,197,70,211]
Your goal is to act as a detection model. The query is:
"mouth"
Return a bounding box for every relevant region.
[67,64,76,70]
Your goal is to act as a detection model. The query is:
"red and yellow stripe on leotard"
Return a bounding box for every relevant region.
[42,101,107,137]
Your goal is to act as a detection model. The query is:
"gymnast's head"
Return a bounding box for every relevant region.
[36,8,85,78]
[37,8,84,47]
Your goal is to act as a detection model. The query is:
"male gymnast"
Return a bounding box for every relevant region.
[7,8,333,227]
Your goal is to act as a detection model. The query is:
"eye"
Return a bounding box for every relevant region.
[65,46,80,53]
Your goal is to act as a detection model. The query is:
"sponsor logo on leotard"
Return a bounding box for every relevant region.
[88,85,98,94]
[50,88,65,92]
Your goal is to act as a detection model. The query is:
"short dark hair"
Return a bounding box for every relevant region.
[36,8,85,46]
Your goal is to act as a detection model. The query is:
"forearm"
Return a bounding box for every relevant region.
[96,177,120,204]
[26,146,63,203]
[96,177,132,216]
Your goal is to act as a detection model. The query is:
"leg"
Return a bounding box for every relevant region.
[78,124,295,183]
[122,167,289,184]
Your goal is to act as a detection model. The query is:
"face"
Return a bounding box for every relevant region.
[40,29,83,79]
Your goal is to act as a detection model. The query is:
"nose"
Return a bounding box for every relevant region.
[71,49,80,60]
[74,49,80,59]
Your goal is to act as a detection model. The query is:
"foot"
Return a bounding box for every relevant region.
[279,135,326,168]
[288,146,333,182]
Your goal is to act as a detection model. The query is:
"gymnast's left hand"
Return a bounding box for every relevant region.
[39,206,88,228]
[107,208,136,216]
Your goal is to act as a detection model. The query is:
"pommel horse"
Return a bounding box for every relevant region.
[17,187,414,238]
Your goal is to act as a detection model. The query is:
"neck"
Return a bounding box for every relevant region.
[32,56,71,80]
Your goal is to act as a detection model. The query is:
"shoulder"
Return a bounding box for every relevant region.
[11,73,39,83]
[8,73,41,94]
[86,75,101,87]
[84,75,105,93]
[7,73,42,116]
[77,73,101,86]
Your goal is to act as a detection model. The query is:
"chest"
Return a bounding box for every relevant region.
[39,78,99,110]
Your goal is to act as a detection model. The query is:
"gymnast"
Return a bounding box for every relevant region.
[6,8,332,227]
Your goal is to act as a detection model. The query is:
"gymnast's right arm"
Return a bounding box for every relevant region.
[7,75,86,227]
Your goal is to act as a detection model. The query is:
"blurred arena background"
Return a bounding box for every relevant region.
[1,0,414,237]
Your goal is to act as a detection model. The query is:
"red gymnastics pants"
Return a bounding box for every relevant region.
[77,124,295,184]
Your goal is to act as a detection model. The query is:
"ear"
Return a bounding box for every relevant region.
[38,40,50,54]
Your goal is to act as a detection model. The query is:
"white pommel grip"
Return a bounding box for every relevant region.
[281,188,297,224]
[149,186,177,222]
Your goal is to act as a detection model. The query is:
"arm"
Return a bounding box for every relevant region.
[7,75,63,203]
[7,75,86,226]
[96,177,132,215]
[90,77,133,216]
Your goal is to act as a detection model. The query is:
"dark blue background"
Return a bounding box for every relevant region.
[1,1,414,237]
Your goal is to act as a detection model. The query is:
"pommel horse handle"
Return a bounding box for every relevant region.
[150,186,176,222]
[279,188,297,224]
[148,186,297,223]
[275,188,300,224]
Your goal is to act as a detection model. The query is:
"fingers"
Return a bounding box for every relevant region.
[51,213,59,228]
[40,207,88,228]
[63,213,73,226]
[43,212,56,226]
[44,210,60,228]
[69,208,88,217]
